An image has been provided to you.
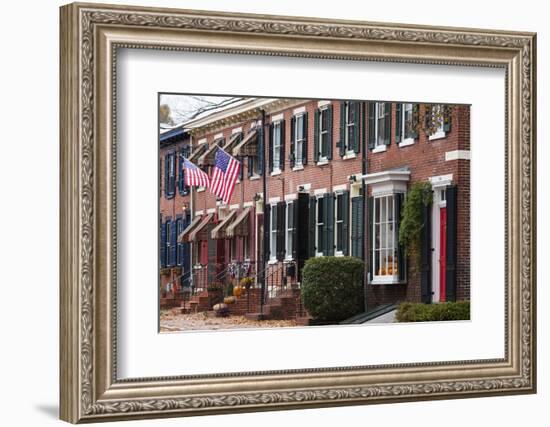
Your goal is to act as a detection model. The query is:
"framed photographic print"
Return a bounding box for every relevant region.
[59,2,537,423]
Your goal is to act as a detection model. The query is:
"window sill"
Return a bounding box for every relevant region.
[371,145,387,154]
[398,138,415,148]
[428,131,446,141]
[315,252,324,258]
[270,169,282,176]
[283,257,294,263]
[292,165,304,171]
[196,187,205,193]
[343,152,356,160]
[268,259,278,265]
[316,159,329,166]
[249,174,261,181]
[370,277,403,285]
[334,251,344,257]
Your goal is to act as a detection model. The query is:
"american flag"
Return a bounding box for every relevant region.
[210,147,241,204]
[182,157,210,187]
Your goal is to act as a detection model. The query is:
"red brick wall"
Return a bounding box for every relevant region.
[159,101,471,310]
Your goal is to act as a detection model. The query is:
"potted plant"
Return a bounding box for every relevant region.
[240,276,254,290]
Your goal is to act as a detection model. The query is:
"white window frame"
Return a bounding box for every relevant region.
[294,113,305,167]
[371,194,400,285]
[370,102,388,153]
[334,192,345,256]
[272,120,282,172]
[399,103,416,147]
[428,104,446,141]
[315,195,324,257]
[318,107,329,162]
[285,201,294,260]
[269,204,277,262]
[344,102,356,155]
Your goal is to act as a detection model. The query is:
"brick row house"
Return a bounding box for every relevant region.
[159,97,470,319]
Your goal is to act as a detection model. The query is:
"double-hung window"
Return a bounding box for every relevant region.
[427,104,447,140]
[318,108,330,160]
[368,102,392,151]
[294,114,305,167]
[315,196,325,256]
[285,201,294,260]
[335,193,344,254]
[345,102,356,153]
[269,204,278,262]
[272,121,282,172]
[165,152,176,198]
[372,195,398,283]
[396,103,417,147]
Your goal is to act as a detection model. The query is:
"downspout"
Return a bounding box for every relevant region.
[361,102,368,312]
[260,109,267,319]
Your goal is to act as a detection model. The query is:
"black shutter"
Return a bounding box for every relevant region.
[289,116,296,168]
[339,101,346,157]
[176,217,182,266]
[444,106,452,132]
[302,112,308,165]
[238,156,244,180]
[352,102,360,153]
[308,196,316,257]
[280,119,286,171]
[367,102,376,150]
[384,103,392,145]
[164,154,169,199]
[296,193,309,269]
[395,103,402,143]
[395,193,406,281]
[313,108,320,163]
[420,202,432,303]
[258,124,264,176]
[342,191,350,256]
[276,202,286,261]
[367,197,374,280]
[170,219,177,267]
[291,199,298,260]
[326,104,333,160]
[177,152,183,194]
[445,185,458,302]
[265,205,271,259]
[268,123,274,173]
[160,219,166,268]
[351,196,363,259]
[247,156,253,177]
[325,193,334,256]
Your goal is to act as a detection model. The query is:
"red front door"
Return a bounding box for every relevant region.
[439,207,447,302]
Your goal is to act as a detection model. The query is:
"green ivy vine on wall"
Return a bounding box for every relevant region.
[398,181,433,262]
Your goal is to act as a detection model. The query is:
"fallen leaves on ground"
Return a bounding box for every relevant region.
[160,309,298,332]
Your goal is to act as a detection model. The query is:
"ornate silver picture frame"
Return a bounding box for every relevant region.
[60,2,536,423]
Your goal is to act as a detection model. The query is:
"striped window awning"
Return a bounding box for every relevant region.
[198,139,223,166]
[226,207,252,238]
[222,132,242,153]
[188,214,213,242]
[178,215,202,243]
[210,210,237,240]
[187,142,209,163]
[232,129,258,157]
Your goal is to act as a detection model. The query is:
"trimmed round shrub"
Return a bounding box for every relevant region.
[301,256,364,322]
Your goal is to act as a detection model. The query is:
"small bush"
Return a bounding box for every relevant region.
[395,301,470,322]
[301,257,364,322]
